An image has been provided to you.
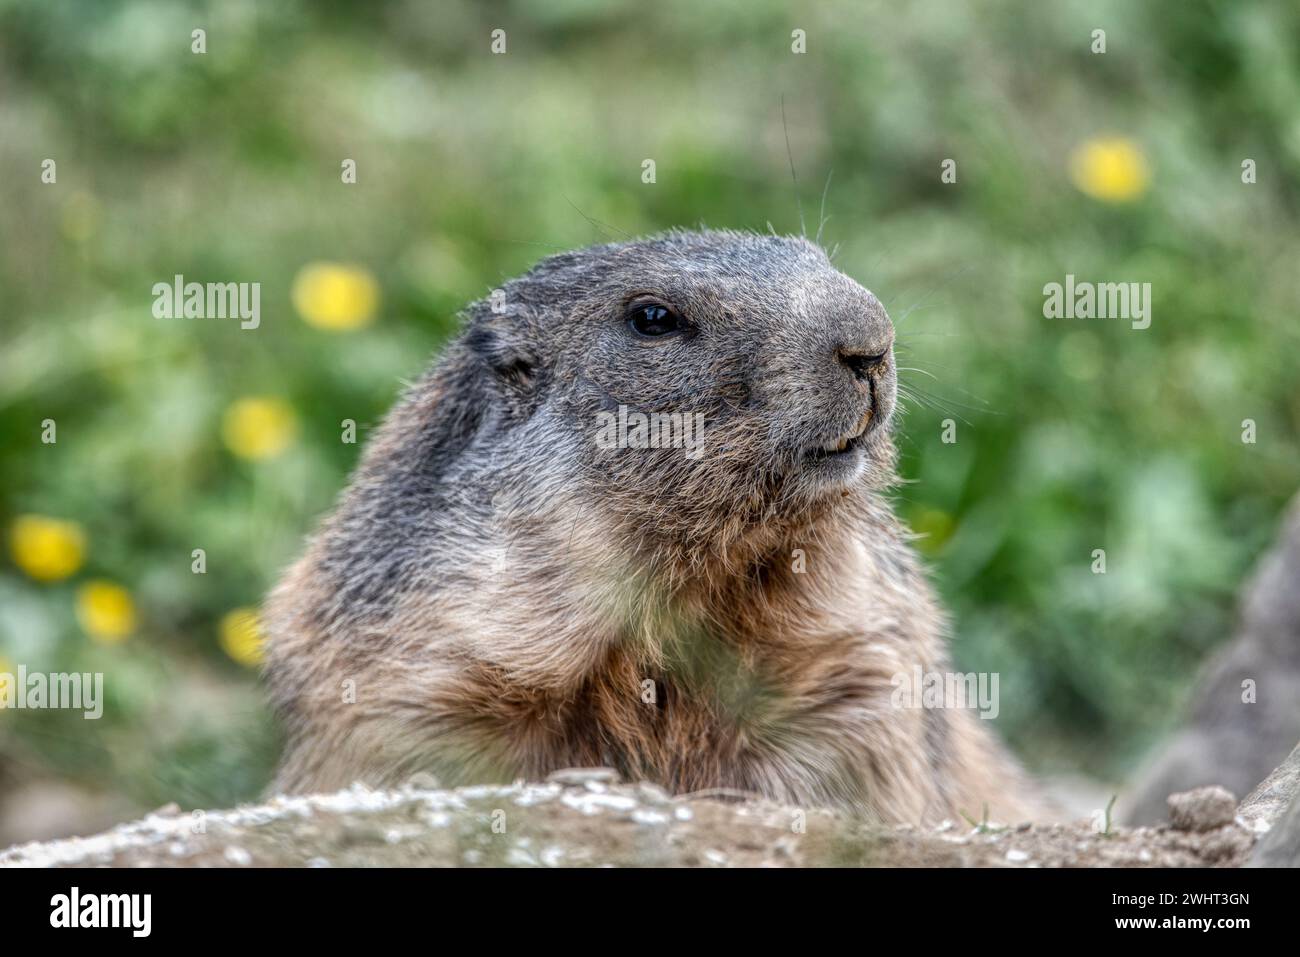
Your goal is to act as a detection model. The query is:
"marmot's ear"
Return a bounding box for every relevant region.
[464,300,542,391]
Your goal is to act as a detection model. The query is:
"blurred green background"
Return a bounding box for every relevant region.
[1,0,1298,843]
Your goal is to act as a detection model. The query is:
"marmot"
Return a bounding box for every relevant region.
[263,229,1045,824]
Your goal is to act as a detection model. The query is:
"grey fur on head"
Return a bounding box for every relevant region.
[346,229,895,591]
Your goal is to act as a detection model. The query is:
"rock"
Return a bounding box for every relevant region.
[0,780,1257,868]
[545,767,622,786]
[223,845,252,866]
[1167,786,1237,831]
[1236,741,1300,833]
[1247,789,1300,866]
[1123,494,1300,825]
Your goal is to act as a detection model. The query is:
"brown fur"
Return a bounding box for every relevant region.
[263,230,1047,824]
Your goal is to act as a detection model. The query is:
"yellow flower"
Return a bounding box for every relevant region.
[222,397,298,460]
[0,655,14,709]
[220,607,264,667]
[76,580,136,645]
[9,515,86,582]
[1069,136,1150,203]
[292,262,380,332]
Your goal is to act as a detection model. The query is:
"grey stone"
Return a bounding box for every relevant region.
[1124,495,1300,825]
[1167,786,1237,832]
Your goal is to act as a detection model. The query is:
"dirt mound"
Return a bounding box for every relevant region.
[2,767,1285,868]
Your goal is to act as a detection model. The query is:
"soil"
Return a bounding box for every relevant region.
[0,772,1265,868]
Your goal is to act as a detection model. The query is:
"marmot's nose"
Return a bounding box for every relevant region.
[835,345,890,383]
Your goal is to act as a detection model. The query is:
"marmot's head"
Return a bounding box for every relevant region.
[459,229,897,564]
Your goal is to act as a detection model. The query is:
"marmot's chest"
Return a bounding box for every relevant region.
[500,638,891,795]
[530,673,763,793]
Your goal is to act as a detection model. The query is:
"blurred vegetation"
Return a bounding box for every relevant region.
[1,0,1298,836]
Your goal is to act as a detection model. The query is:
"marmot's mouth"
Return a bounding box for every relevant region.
[801,410,875,462]
[804,432,864,461]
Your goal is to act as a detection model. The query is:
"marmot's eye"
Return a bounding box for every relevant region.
[627,304,688,339]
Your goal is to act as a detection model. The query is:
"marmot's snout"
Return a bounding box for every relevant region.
[767,285,898,490]
[829,302,896,435]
